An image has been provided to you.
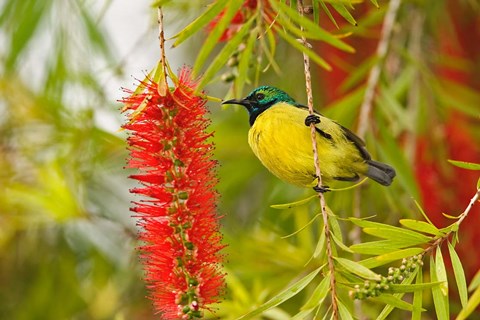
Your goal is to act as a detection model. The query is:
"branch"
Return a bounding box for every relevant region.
[157,7,168,94]
[356,0,402,138]
[297,1,338,318]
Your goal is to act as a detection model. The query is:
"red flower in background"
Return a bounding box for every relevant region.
[207,0,274,41]
[122,67,225,319]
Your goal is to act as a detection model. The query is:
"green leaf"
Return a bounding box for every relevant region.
[301,275,330,310]
[456,285,480,320]
[362,227,431,245]
[171,0,230,47]
[350,240,410,255]
[275,25,332,71]
[331,232,353,253]
[372,294,423,312]
[360,248,424,269]
[198,17,255,88]
[235,27,258,97]
[448,160,480,171]
[375,121,421,199]
[330,3,357,26]
[319,1,339,29]
[389,281,442,293]
[313,227,326,259]
[237,267,321,320]
[328,212,343,243]
[412,269,424,320]
[334,257,381,281]
[430,250,449,320]
[369,0,379,8]
[468,269,480,292]
[448,242,468,309]
[337,298,354,320]
[193,0,245,74]
[291,309,314,320]
[399,219,443,236]
[272,1,355,53]
[271,194,318,209]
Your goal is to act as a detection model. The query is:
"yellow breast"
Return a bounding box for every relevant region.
[247,103,365,187]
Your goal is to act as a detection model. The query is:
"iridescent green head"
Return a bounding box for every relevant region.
[222,86,297,126]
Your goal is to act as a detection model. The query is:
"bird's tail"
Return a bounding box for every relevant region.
[365,160,396,186]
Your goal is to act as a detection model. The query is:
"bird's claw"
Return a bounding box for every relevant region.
[313,185,330,193]
[305,114,321,126]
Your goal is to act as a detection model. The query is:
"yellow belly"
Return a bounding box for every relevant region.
[248,104,366,187]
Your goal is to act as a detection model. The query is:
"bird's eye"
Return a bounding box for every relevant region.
[255,93,265,100]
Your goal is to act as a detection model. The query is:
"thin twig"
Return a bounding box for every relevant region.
[424,188,480,255]
[297,1,338,318]
[356,0,402,138]
[157,7,168,92]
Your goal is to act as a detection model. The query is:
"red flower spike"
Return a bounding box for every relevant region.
[122,67,225,319]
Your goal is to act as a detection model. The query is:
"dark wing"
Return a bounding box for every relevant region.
[339,124,371,160]
[296,104,370,160]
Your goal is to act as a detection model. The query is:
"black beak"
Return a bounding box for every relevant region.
[222,98,253,112]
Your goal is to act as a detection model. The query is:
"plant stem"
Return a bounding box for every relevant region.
[425,188,480,255]
[157,7,168,92]
[297,1,338,318]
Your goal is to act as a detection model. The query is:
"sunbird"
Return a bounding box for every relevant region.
[222,86,396,192]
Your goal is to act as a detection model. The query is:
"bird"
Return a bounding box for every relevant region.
[222,86,396,192]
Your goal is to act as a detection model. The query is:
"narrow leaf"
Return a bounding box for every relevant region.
[330,3,357,26]
[448,242,468,308]
[313,227,326,259]
[448,160,480,170]
[334,257,381,281]
[412,269,423,320]
[193,0,245,73]
[399,219,443,236]
[271,194,318,209]
[456,285,480,320]
[331,232,353,253]
[275,25,332,70]
[172,0,230,46]
[198,17,255,88]
[362,227,431,245]
[235,27,258,96]
[320,1,339,29]
[468,269,480,292]
[337,298,354,320]
[360,248,424,269]
[389,281,442,293]
[350,240,410,255]
[301,275,330,310]
[272,1,355,52]
[372,294,423,312]
[430,253,449,320]
[237,267,321,320]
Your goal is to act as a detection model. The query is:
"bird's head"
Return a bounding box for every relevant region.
[222,86,296,126]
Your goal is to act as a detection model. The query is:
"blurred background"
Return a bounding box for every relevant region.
[0,0,478,319]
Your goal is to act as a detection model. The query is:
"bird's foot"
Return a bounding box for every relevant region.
[305,114,321,126]
[313,185,330,193]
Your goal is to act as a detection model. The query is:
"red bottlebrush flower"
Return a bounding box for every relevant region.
[122,67,225,319]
